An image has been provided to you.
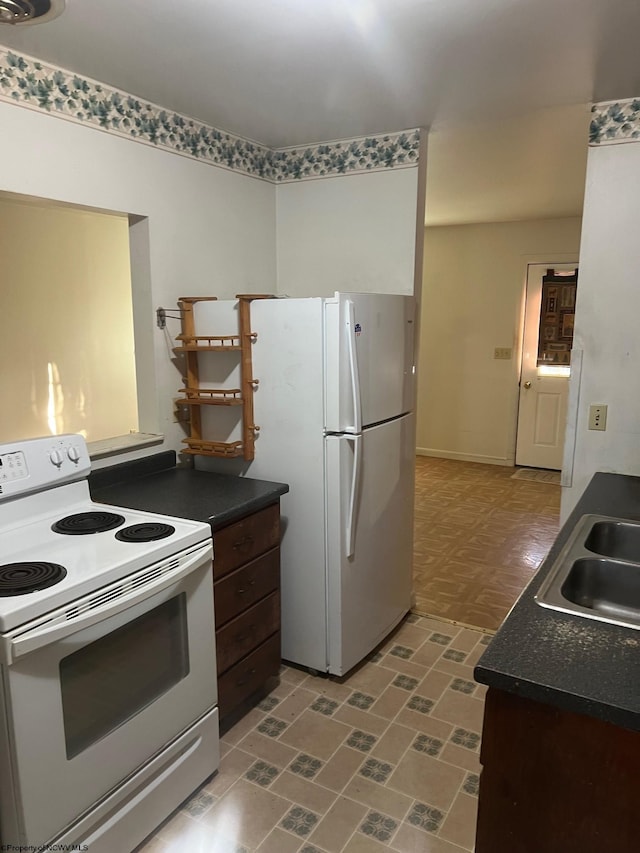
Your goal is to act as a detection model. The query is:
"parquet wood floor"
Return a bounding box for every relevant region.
[413,456,561,633]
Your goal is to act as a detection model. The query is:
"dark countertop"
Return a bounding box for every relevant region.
[90,451,289,532]
[475,471,640,732]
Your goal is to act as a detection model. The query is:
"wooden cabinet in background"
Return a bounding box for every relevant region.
[213,502,281,725]
[476,688,639,853]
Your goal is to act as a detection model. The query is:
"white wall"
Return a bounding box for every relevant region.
[1,81,424,470]
[417,217,582,465]
[562,141,640,519]
[276,168,420,297]
[0,101,277,464]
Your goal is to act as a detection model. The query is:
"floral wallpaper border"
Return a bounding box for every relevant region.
[0,46,421,181]
[271,131,421,181]
[590,98,640,146]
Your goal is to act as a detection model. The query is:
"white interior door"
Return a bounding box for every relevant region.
[515,263,577,470]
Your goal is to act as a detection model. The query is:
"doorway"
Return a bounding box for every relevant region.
[515,262,578,470]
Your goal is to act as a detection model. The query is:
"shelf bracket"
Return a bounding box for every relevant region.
[157,306,185,329]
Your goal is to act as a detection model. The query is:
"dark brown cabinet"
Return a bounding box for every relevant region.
[213,502,281,723]
[476,688,640,853]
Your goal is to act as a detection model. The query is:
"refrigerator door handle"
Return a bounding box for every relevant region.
[345,299,362,433]
[345,434,362,558]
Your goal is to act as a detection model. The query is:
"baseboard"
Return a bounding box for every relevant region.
[416,447,514,467]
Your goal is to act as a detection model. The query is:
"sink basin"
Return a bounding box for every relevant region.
[535,514,640,629]
[560,558,640,626]
[585,520,640,562]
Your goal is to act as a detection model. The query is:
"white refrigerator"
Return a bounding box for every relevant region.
[196,292,416,675]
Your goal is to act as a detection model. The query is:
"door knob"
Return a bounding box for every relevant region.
[524,381,532,389]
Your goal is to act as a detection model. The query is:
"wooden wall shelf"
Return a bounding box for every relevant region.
[174,334,242,352]
[179,388,244,406]
[182,438,244,458]
[174,294,272,460]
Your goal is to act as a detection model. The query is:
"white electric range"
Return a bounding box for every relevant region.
[0,434,219,852]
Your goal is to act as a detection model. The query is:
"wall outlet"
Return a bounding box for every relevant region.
[588,404,607,431]
[494,347,512,360]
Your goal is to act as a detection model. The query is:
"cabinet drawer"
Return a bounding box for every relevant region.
[216,591,280,675]
[214,547,280,626]
[218,633,281,719]
[213,503,280,580]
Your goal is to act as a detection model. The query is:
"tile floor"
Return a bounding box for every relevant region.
[137,455,561,851]
[413,456,561,631]
[139,614,488,853]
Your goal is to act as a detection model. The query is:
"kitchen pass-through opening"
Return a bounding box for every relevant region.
[0,190,158,451]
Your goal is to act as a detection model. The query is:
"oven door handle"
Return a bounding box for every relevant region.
[2,542,212,665]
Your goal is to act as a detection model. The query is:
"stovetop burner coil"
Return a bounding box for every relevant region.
[115,523,176,543]
[0,562,67,596]
[52,511,125,535]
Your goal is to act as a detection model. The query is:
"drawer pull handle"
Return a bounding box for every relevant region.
[236,668,257,687]
[236,579,256,595]
[233,535,254,550]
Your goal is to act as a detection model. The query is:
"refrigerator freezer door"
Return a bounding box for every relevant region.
[325,293,415,433]
[325,413,415,675]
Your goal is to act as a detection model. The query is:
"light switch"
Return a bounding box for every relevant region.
[494,347,512,360]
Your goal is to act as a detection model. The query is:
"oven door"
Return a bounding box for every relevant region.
[0,541,217,846]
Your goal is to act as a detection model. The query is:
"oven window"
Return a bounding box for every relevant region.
[59,594,190,759]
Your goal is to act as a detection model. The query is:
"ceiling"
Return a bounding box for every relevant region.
[425,104,590,225]
[1,0,639,150]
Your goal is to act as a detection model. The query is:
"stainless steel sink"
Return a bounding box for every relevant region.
[535,514,640,629]
[560,558,640,624]
[584,520,640,562]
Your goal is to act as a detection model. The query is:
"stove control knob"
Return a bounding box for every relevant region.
[49,449,64,468]
[67,445,80,463]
